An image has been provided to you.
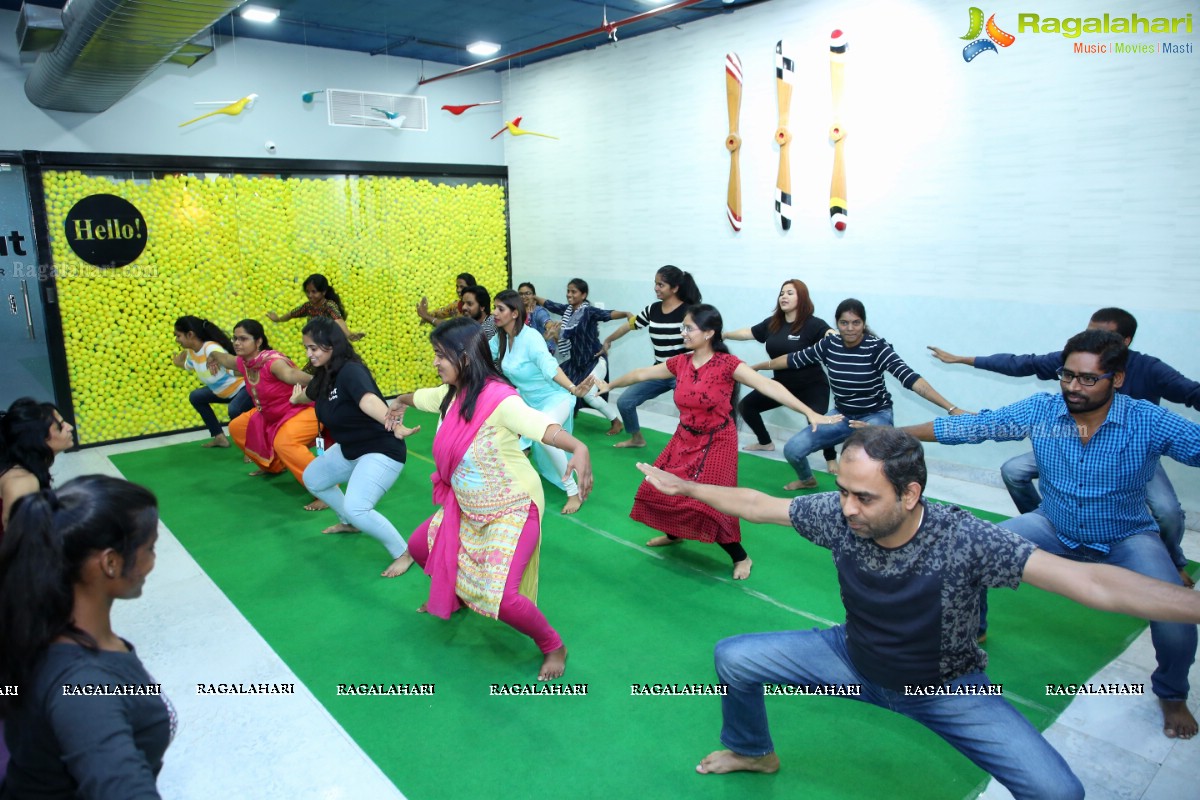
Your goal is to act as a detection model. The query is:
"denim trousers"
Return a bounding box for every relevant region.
[302,444,407,558]
[994,510,1195,700]
[1001,451,1188,570]
[189,386,253,437]
[616,377,675,435]
[714,625,1083,800]
[782,408,894,481]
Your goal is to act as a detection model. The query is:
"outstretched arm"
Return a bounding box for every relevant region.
[636,463,792,526]
[733,363,841,428]
[909,377,969,415]
[206,350,238,374]
[1022,550,1200,623]
[927,346,975,366]
[590,363,672,394]
[724,327,756,341]
[270,359,313,387]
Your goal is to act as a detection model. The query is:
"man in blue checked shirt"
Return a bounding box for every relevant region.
[928,307,1199,585]
[903,329,1199,740]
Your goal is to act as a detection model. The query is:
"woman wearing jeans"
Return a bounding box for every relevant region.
[172,316,252,448]
[603,265,702,449]
[295,318,419,578]
[755,298,966,490]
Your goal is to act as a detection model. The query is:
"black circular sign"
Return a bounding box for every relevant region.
[63,194,148,268]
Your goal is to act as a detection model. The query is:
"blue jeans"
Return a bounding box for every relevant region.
[617,377,675,435]
[714,626,1082,800]
[302,444,407,558]
[189,386,253,437]
[783,408,893,481]
[1001,452,1188,570]
[995,510,1195,700]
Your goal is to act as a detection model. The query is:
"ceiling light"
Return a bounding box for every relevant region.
[466,41,501,57]
[240,5,280,23]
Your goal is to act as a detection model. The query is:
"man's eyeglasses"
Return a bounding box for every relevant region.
[1056,368,1114,387]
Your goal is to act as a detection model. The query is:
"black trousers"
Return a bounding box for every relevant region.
[739,372,837,462]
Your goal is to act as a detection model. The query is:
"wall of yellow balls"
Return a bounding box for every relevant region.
[42,169,510,445]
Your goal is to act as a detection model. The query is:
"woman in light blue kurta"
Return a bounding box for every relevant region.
[490,290,586,514]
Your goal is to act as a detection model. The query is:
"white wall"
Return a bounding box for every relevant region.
[502,0,1200,510]
[0,9,505,165]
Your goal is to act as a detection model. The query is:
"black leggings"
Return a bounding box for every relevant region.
[739,372,836,462]
[666,535,748,563]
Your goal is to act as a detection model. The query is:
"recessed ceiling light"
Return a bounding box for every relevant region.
[240,5,280,23]
[466,41,501,57]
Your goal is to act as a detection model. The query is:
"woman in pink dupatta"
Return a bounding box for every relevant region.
[389,317,594,681]
[207,319,326,510]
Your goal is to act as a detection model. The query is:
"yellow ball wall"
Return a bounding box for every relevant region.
[42,170,509,445]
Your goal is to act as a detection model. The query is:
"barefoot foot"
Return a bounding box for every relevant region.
[322,523,358,534]
[243,455,252,464]
[696,749,780,775]
[416,602,428,614]
[646,535,683,547]
[382,552,414,578]
[561,494,583,515]
[732,558,752,580]
[248,469,267,477]
[743,442,775,452]
[613,434,646,449]
[825,460,840,475]
[538,646,568,681]
[606,419,624,436]
[783,478,818,491]
[1160,698,1198,739]
[202,434,230,449]
[304,499,330,511]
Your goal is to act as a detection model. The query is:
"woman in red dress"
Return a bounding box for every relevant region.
[592,304,842,580]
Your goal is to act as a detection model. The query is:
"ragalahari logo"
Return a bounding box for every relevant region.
[962,8,1016,61]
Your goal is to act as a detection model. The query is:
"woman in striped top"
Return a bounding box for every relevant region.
[172,316,252,448]
[756,298,967,491]
[602,265,702,449]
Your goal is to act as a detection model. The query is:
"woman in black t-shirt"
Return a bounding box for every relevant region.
[725,280,838,471]
[295,318,420,578]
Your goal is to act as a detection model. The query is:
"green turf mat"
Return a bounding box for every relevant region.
[112,412,1151,800]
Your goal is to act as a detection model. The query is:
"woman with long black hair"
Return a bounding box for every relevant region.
[0,398,73,534]
[171,315,252,448]
[295,318,419,577]
[603,265,702,448]
[0,475,173,797]
[387,317,593,680]
[593,304,840,580]
[267,273,364,341]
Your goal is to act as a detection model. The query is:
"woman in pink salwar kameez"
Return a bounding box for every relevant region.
[389,317,593,681]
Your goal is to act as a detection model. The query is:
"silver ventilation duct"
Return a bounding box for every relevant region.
[24,0,248,113]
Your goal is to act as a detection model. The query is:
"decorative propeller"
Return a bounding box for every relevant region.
[490,116,559,140]
[179,94,258,128]
[829,30,848,232]
[441,100,501,115]
[725,52,743,232]
[774,41,795,231]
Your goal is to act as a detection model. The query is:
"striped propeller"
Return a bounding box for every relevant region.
[774,41,795,230]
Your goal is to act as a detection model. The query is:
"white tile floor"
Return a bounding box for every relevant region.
[49,407,1198,800]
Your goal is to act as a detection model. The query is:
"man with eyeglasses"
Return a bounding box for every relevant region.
[928,307,1199,587]
[902,329,1200,740]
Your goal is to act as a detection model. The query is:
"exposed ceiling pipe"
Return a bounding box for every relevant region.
[25,0,250,113]
[417,0,709,85]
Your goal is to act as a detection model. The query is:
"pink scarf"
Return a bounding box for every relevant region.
[425,379,518,619]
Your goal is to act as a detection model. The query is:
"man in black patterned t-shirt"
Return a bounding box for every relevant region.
[636,427,1200,800]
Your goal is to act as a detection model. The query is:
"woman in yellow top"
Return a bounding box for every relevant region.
[388,317,593,681]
